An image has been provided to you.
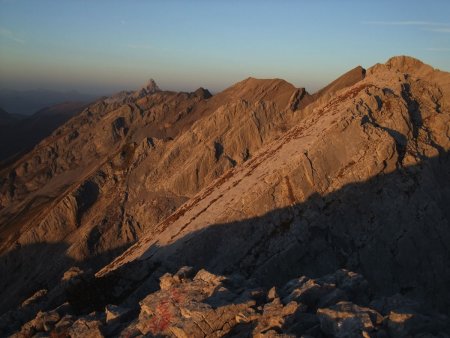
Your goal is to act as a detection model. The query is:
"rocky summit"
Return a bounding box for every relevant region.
[0,56,450,337]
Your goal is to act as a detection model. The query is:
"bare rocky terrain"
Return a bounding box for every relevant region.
[0,56,449,337]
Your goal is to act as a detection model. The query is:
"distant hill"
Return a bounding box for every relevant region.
[0,108,23,126]
[0,88,98,116]
[0,101,88,163]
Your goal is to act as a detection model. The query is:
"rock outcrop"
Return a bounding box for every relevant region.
[4,267,449,337]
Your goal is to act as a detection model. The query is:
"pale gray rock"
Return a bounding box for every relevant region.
[68,316,104,338]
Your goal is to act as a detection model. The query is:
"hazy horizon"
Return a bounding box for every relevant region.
[1,0,450,95]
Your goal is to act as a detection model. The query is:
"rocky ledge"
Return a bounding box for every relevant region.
[4,267,449,337]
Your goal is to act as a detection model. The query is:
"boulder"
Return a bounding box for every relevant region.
[386,309,449,337]
[317,301,383,337]
[173,266,195,283]
[21,289,48,308]
[194,269,226,285]
[282,277,337,309]
[68,316,104,338]
[159,272,177,290]
[105,304,131,323]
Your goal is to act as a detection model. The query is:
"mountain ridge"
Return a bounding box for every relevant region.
[1,56,449,337]
[0,63,367,317]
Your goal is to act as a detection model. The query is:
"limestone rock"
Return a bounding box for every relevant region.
[105,304,130,323]
[53,314,75,332]
[159,272,177,290]
[194,269,226,285]
[317,301,383,337]
[173,266,195,282]
[386,309,449,338]
[21,289,48,308]
[281,271,354,311]
[267,287,278,302]
[5,268,450,336]
[136,270,254,336]
[68,316,104,338]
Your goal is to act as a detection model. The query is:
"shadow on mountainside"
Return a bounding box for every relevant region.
[0,102,88,166]
[0,150,449,326]
[0,241,130,316]
[84,150,450,315]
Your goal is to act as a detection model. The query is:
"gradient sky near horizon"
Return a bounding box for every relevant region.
[1,0,450,95]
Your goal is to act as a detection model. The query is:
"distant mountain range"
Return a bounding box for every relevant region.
[0,102,89,163]
[0,107,24,126]
[0,88,98,116]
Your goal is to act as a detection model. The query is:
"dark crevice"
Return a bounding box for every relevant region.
[74,180,100,225]
[213,141,224,161]
[400,83,422,139]
[364,106,408,167]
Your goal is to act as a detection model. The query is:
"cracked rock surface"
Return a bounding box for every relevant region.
[7,267,450,337]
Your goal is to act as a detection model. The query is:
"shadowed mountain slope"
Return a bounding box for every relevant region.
[0,101,88,164]
[0,107,23,126]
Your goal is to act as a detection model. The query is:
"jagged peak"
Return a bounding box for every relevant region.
[238,76,292,87]
[193,87,212,99]
[222,76,296,96]
[141,78,161,93]
[313,65,366,98]
[217,76,298,108]
[385,55,426,69]
[368,55,437,79]
[383,55,436,76]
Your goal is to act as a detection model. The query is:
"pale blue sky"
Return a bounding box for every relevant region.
[1,0,450,94]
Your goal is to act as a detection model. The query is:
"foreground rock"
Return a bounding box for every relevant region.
[317,302,383,337]
[3,267,448,337]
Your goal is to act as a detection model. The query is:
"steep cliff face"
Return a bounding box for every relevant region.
[0,67,365,315]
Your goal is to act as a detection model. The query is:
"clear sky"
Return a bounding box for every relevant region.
[1,0,450,95]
